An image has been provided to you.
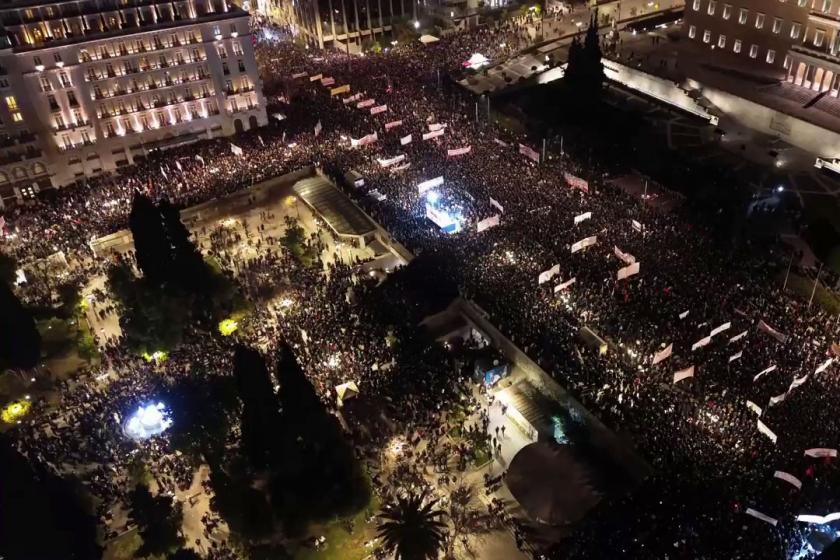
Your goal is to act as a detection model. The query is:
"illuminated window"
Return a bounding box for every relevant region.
[722,4,732,19]
[749,44,759,58]
[755,13,765,29]
[772,18,782,34]
[766,49,776,63]
[734,39,742,53]
[703,29,711,43]
[11,111,23,122]
[688,25,697,39]
[5,95,17,110]
[738,8,748,24]
[707,0,716,15]
[791,23,802,39]
[815,29,826,47]
[717,35,726,48]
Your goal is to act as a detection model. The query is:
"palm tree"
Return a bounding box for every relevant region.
[376,491,448,560]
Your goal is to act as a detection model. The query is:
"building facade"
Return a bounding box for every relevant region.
[0,0,267,207]
[684,0,840,97]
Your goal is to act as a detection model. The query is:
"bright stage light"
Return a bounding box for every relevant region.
[124,402,173,441]
[1,400,31,424]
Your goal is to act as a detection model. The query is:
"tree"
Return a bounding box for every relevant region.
[232,345,281,470]
[0,436,101,560]
[159,199,212,292]
[169,547,203,560]
[0,280,41,369]
[127,483,184,557]
[376,491,448,560]
[563,13,604,109]
[449,484,474,533]
[129,192,171,285]
[0,251,16,285]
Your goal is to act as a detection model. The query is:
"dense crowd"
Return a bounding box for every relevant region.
[3,14,840,559]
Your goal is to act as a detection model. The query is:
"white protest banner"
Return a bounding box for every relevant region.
[691,336,711,352]
[309,73,323,82]
[538,264,560,285]
[357,99,376,109]
[314,120,322,137]
[291,71,308,79]
[195,154,205,165]
[673,366,695,383]
[554,277,576,293]
[768,393,787,407]
[563,172,589,193]
[490,197,504,213]
[330,84,350,96]
[343,93,363,104]
[758,320,788,343]
[371,104,388,115]
[230,143,243,156]
[417,176,443,194]
[753,364,778,383]
[632,219,644,233]
[789,374,809,392]
[574,211,592,225]
[617,261,641,281]
[320,77,336,86]
[746,508,778,527]
[614,246,636,264]
[391,162,411,172]
[679,310,690,320]
[651,343,673,366]
[400,134,413,146]
[423,129,445,141]
[729,330,748,344]
[428,123,447,132]
[350,132,378,147]
[729,351,742,363]
[476,214,500,232]
[384,120,403,131]
[519,143,540,163]
[377,155,406,168]
[571,236,597,254]
[757,419,778,444]
[710,322,732,337]
[804,448,838,458]
[746,400,762,416]
[175,159,183,172]
[447,146,472,157]
[494,138,509,147]
[797,513,840,524]
[815,357,834,375]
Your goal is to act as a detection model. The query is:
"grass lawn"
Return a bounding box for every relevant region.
[294,496,380,560]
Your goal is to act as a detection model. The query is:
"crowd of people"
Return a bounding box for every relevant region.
[3,13,840,559]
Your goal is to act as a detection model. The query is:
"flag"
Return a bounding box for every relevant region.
[476,214,500,232]
[490,197,504,213]
[538,264,560,285]
[745,400,762,416]
[746,508,778,526]
[729,330,748,344]
[314,120,322,137]
[447,146,472,157]
[804,448,838,458]
[797,513,840,524]
[429,123,447,132]
[320,77,336,86]
[518,143,540,163]
[651,343,672,365]
[563,172,589,193]
[423,129,445,141]
[815,357,834,375]
[574,211,592,225]
[309,73,323,82]
[673,366,695,383]
[257,134,265,147]
[554,277,576,293]
[384,120,403,131]
[371,104,388,115]
[758,320,788,343]
[377,155,406,168]
[679,310,689,320]
[691,336,711,351]
[753,364,777,383]
[291,71,308,79]
[617,261,640,281]
[710,322,731,337]
[400,134,413,146]
[417,176,443,194]
[230,143,243,156]
[357,99,375,109]
[614,246,636,264]
[330,84,350,96]
[757,420,777,444]
[632,219,644,232]
[195,154,205,165]
[728,351,742,363]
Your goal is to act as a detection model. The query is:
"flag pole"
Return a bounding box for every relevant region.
[808,262,824,309]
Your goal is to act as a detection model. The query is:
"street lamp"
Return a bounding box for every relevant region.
[413,20,420,29]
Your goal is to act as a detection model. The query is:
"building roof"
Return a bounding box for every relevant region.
[293,176,375,238]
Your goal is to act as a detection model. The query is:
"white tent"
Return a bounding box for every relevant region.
[419,34,440,44]
[335,381,360,401]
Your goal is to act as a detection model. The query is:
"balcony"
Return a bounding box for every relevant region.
[85,55,207,83]
[53,120,91,132]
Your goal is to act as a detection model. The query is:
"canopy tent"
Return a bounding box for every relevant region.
[419,34,440,44]
[335,381,360,401]
[506,441,601,526]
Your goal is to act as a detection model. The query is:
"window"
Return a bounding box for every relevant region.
[718,34,727,48]
[815,29,826,47]
[722,4,732,19]
[822,0,832,12]
[689,25,697,39]
[772,18,782,34]
[5,95,17,110]
[707,0,716,15]
[238,60,245,72]
[67,91,78,106]
[53,52,61,63]
[734,39,742,53]
[749,44,759,58]
[739,8,748,24]
[33,55,41,67]
[39,76,51,92]
[11,111,22,122]
[47,94,58,110]
[798,0,808,5]
[692,0,701,8]
[54,114,64,128]
[703,29,712,43]
[755,13,765,29]
[783,55,791,69]
[58,72,70,87]
[791,23,802,39]
[766,49,776,63]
